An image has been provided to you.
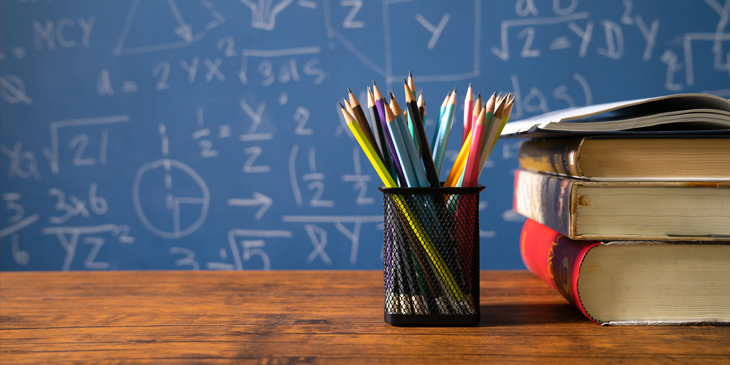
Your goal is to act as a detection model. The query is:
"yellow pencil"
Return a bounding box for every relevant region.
[339,104,397,188]
[340,104,465,302]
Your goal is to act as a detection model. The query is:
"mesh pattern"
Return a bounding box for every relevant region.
[382,187,480,319]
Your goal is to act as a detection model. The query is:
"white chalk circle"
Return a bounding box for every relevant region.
[133,159,209,239]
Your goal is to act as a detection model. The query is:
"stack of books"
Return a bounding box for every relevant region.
[502,94,730,326]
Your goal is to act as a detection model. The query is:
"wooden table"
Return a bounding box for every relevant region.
[1,271,728,364]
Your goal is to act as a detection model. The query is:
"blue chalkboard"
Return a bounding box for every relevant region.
[1,0,728,271]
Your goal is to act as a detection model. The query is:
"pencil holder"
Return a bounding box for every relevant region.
[379,185,484,326]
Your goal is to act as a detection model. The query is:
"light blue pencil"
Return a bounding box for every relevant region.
[396,110,429,188]
[430,91,450,152]
[432,89,457,177]
[385,104,418,187]
[391,93,429,188]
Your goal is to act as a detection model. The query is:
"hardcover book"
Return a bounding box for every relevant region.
[518,137,730,181]
[520,219,730,325]
[513,169,730,241]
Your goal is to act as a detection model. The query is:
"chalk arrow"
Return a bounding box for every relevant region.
[175,24,194,43]
[227,192,272,220]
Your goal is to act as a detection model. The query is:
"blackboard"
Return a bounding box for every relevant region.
[1,0,728,271]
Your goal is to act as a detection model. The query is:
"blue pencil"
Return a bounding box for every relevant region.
[432,89,457,177]
[391,96,429,188]
[385,104,418,187]
[430,91,450,152]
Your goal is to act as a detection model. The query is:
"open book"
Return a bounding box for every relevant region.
[501,93,730,138]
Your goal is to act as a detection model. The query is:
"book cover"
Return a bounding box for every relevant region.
[520,218,600,324]
[513,169,730,240]
[520,219,730,326]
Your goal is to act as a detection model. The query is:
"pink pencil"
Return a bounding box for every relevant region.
[471,93,482,133]
[462,84,474,145]
[462,107,486,187]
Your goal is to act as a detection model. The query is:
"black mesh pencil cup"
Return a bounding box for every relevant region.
[379,185,484,326]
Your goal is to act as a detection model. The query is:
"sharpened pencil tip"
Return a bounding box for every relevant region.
[409,70,413,78]
[372,80,378,86]
[347,87,352,94]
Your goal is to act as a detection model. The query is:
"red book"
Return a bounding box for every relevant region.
[520,218,601,324]
[520,219,730,326]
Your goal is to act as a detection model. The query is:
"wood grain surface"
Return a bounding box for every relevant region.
[1,271,729,364]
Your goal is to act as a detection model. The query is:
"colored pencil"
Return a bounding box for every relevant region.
[476,94,505,176]
[462,83,474,144]
[445,92,494,187]
[430,91,450,152]
[343,98,352,112]
[443,132,472,187]
[405,71,418,149]
[462,108,486,187]
[385,102,419,187]
[404,82,440,188]
[417,90,426,121]
[472,93,482,130]
[390,93,429,187]
[373,82,407,186]
[389,195,465,302]
[348,88,384,165]
[432,89,457,177]
[486,94,514,158]
[339,103,397,188]
[367,87,394,176]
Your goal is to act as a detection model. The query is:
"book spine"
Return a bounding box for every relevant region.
[520,219,601,325]
[518,138,584,177]
[513,169,575,238]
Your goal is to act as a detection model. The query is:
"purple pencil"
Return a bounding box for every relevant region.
[373,82,407,186]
